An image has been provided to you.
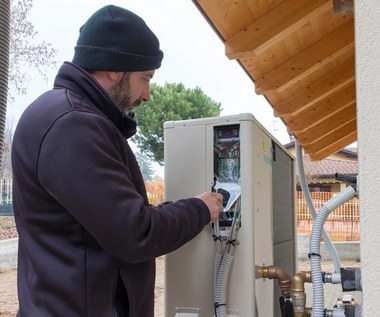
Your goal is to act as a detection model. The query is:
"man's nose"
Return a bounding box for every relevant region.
[141,87,150,102]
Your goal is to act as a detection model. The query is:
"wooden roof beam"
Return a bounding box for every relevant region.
[285,83,356,132]
[302,119,357,153]
[273,57,355,117]
[225,0,332,59]
[255,19,354,94]
[293,103,356,145]
[308,131,357,161]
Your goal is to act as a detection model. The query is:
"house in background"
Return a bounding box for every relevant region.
[284,141,360,241]
[284,141,358,192]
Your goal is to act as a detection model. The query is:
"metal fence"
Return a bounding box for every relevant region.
[0,178,12,204]
[145,181,165,205]
[0,179,362,241]
[297,191,360,241]
[0,179,167,216]
[146,185,362,242]
[0,178,13,215]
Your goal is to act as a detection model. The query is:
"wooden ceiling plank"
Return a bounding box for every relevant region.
[308,131,357,161]
[285,83,356,132]
[194,0,252,39]
[293,103,356,145]
[273,57,355,117]
[193,0,358,159]
[255,19,354,94]
[225,0,331,59]
[302,119,357,153]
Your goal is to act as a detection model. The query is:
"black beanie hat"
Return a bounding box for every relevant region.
[72,5,164,72]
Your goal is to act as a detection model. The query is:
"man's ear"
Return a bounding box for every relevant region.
[107,71,124,83]
[91,71,125,94]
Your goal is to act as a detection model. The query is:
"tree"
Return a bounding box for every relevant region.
[132,82,222,165]
[0,118,15,179]
[135,151,155,181]
[8,0,58,102]
[0,0,58,178]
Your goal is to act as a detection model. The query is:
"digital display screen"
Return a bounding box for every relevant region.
[216,125,239,140]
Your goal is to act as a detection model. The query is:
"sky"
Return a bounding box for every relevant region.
[9,0,290,175]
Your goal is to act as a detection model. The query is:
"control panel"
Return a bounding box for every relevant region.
[213,125,241,227]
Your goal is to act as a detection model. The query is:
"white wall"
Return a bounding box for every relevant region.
[355,1,380,314]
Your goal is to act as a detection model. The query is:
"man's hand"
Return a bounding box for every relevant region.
[195,192,224,223]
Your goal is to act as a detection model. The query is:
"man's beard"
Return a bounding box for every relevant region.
[110,73,140,114]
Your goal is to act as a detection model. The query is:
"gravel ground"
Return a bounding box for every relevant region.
[0,216,17,241]
[0,269,18,317]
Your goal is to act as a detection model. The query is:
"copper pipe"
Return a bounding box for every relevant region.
[256,265,292,297]
[291,272,312,317]
[292,271,311,292]
[293,308,312,317]
[305,307,312,317]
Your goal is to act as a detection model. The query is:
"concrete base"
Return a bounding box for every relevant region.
[0,237,18,272]
[297,234,360,262]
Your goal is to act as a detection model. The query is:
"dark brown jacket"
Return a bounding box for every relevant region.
[12,62,210,317]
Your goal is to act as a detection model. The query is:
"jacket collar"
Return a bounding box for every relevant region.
[54,62,137,139]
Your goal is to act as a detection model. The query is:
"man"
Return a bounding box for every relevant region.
[12,5,223,317]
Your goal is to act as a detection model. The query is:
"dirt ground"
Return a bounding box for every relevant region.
[0,269,18,317]
[0,257,165,317]
[0,258,360,316]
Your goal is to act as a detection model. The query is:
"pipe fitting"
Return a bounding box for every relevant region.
[291,272,311,316]
[323,272,341,284]
[292,303,312,317]
[256,265,292,297]
[292,271,311,292]
[292,291,306,316]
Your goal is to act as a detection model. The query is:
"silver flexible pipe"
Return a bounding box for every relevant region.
[214,216,240,317]
[213,252,223,307]
[0,0,10,170]
[213,221,223,312]
[215,253,234,317]
[310,186,356,317]
[295,141,341,273]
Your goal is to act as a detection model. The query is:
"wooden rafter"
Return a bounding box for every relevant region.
[285,83,356,132]
[273,57,355,117]
[225,0,331,59]
[255,19,354,94]
[308,131,357,161]
[302,119,357,154]
[296,103,356,145]
[192,0,357,160]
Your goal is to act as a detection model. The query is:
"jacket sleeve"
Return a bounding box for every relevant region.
[37,111,211,263]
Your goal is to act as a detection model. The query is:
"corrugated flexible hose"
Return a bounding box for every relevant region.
[0,0,11,169]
